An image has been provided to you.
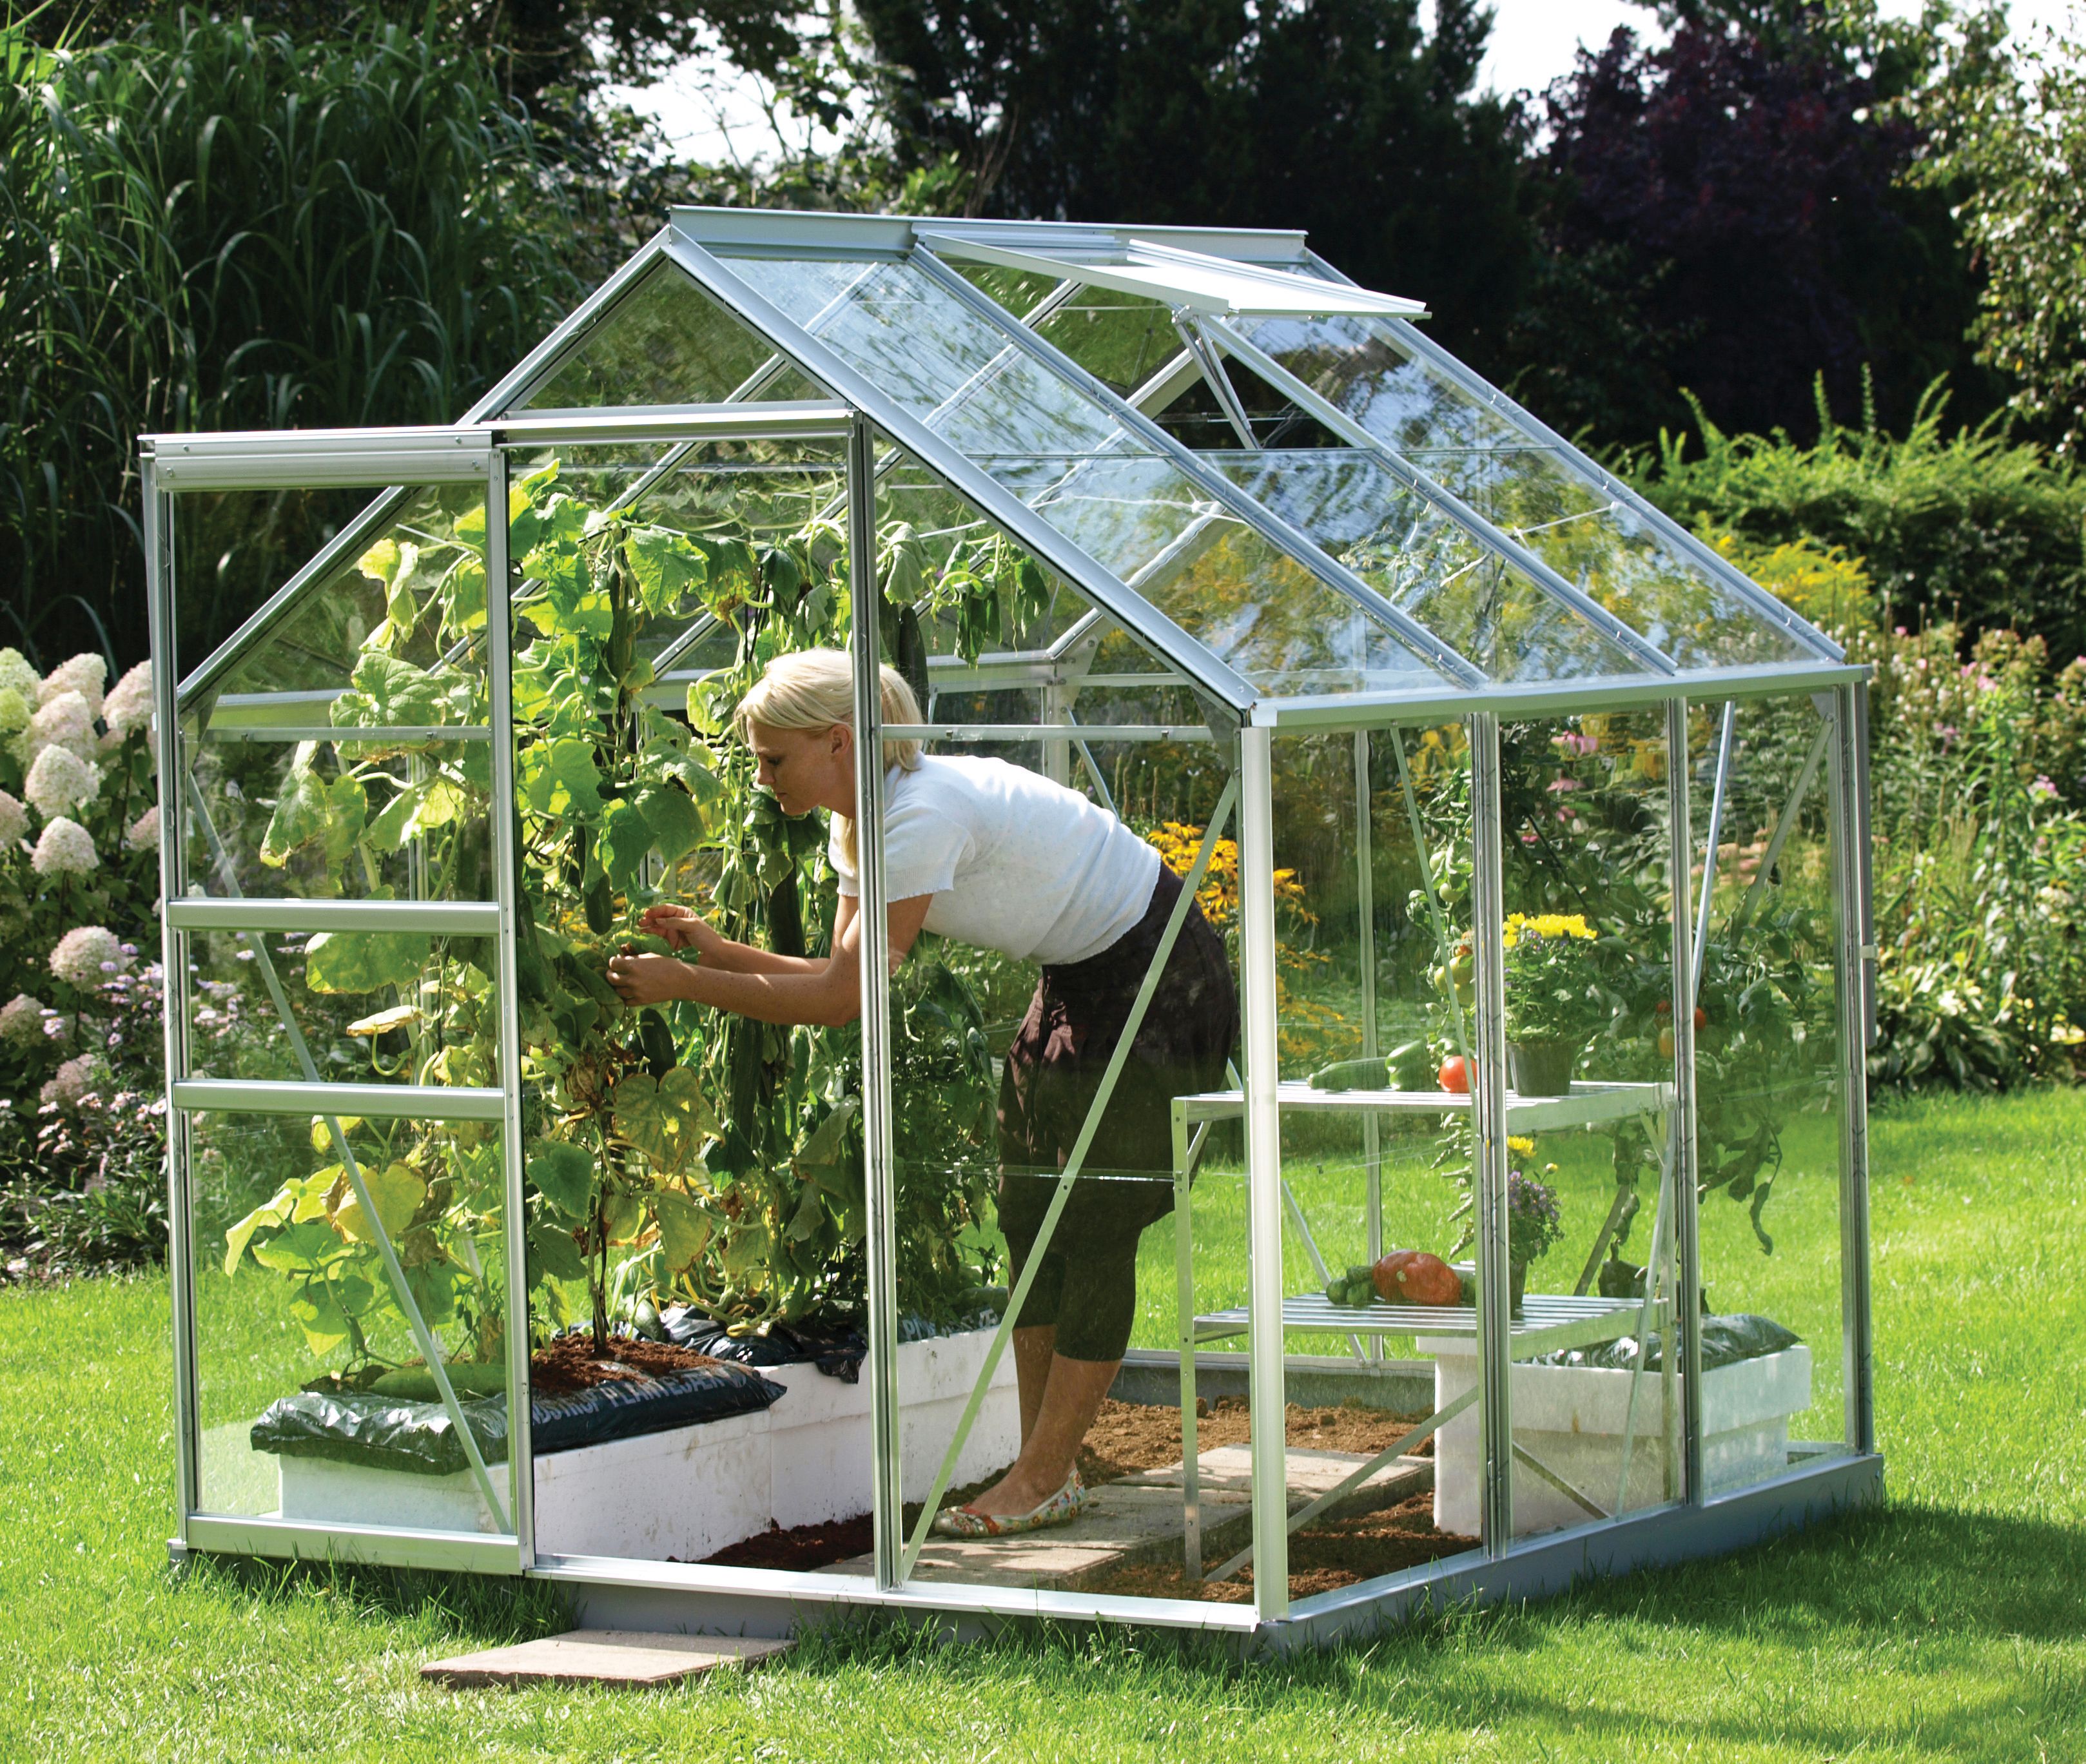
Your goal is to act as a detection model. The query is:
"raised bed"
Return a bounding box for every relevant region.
[1423,1334,1813,1537]
[268,1326,1019,1562]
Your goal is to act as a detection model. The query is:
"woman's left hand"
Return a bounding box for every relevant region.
[606,949,696,1006]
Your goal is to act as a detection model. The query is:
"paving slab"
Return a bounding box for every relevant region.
[1120,1445,1432,1508]
[422,1631,792,1689]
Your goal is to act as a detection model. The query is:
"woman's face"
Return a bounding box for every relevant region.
[746,720,852,817]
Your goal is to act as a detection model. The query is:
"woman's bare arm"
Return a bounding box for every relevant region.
[609,894,931,1025]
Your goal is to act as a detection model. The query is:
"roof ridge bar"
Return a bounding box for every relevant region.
[660,235,1259,712]
[907,245,1487,689]
[1204,317,1681,678]
[1303,250,1842,663]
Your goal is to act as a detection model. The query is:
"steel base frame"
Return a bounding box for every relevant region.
[174,1448,1879,1652]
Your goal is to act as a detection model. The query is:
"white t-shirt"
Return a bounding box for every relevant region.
[829,755,1162,966]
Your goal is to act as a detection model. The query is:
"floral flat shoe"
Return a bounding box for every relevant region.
[930,1469,1087,1538]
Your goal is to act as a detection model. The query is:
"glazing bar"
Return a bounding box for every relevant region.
[1691,701,1739,1002]
[1239,726,1291,1620]
[204,726,492,744]
[848,416,904,1592]
[1735,722,1829,929]
[1666,698,1706,1501]
[171,1079,507,1121]
[1466,711,1514,1552]
[883,723,1214,744]
[166,899,500,936]
[1355,730,1383,1339]
[494,404,853,447]
[486,446,536,1569]
[1829,686,1876,1454]
[146,464,199,1540]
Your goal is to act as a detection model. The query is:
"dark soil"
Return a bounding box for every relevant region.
[528,1335,725,1396]
[700,1397,1445,1579]
[1076,1491,1473,1603]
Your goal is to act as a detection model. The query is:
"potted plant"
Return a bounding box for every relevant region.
[1503,912,1599,1094]
[1505,1167,1563,1315]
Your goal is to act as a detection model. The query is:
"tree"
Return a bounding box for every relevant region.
[1501,2,1997,447]
[1911,6,2086,454]
[852,0,1534,364]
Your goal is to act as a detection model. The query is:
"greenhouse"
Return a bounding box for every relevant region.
[143,206,1878,1649]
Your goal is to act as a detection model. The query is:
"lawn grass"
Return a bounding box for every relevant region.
[3,1087,2083,1760]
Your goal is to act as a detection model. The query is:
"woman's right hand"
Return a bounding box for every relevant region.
[639,902,717,957]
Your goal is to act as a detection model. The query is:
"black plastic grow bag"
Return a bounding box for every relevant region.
[251,1360,786,1477]
[1532,1312,1801,1373]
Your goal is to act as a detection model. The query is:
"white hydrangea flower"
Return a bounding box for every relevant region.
[15,691,96,768]
[50,924,123,988]
[0,687,32,736]
[125,805,160,850]
[39,653,107,720]
[102,660,153,738]
[41,1054,100,1110]
[24,744,99,818]
[0,649,38,702]
[0,790,26,847]
[0,994,45,1044]
[32,816,99,877]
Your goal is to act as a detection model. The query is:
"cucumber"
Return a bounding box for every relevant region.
[583,870,614,935]
[638,1008,675,1079]
[1308,1055,1388,1092]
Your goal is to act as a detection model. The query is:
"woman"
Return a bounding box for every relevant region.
[607,648,1236,1537]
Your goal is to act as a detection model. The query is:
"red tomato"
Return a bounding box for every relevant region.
[1694,1005,1708,1030]
[1438,1055,1470,1093]
[1654,998,1672,1015]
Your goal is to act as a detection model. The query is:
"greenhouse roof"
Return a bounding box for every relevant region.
[168,207,1857,728]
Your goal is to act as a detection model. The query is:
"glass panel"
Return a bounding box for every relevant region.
[500,447,880,1569]
[1405,447,1815,671]
[190,1110,514,1533]
[185,732,491,905]
[1496,709,1688,1534]
[187,929,498,1088]
[172,486,377,687]
[975,453,1441,696]
[953,260,1064,320]
[1239,313,1819,670]
[538,439,848,674]
[1031,285,1184,398]
[1210,452,1648,683]
[1263,724,1488,1598]
[873,569,1253,1605]
[723,253,1450,697]
[206,484,492,703]
[516,261,823,411]
[1689,693,1846,1485]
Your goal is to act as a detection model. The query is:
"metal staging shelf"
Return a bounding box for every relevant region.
[1176,1077,1675,1135]
[1191,1291,1643,1359]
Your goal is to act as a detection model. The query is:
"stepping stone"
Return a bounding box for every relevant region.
[422,1630,792,1689]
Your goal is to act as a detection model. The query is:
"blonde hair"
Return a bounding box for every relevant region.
[736,647,923,871]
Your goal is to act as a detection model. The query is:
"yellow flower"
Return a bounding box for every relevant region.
[1507,1135,1535,1157]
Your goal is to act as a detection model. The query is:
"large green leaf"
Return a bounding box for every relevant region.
[289,1277,351,1355]
[638,781,707,868]
[333,1161,425,1244]
[611,1066,716,1176]
[333,651,445,727]
[259,760,329,867]
[251,1217,348,1275]
[306,926,427,993]
[598,797,652,892]
[528,1221,588,1284]
[527,1140,594,1219]
[651,1188,712,1273]
[624,526,705,616]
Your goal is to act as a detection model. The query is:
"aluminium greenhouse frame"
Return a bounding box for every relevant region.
[146,208,1880,1652]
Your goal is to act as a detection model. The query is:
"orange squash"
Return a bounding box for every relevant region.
[1374,1250,1461,1306]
